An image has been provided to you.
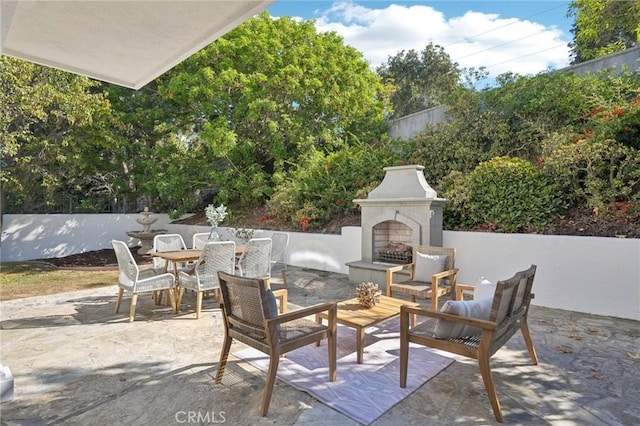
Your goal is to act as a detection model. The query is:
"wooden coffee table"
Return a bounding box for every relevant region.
[316,295,419,364]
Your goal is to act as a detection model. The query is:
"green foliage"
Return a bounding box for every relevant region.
[568,0,640,63]
[266,139,401,230]
[409,68,640,233]
[160,12,391,211]
[543,91,640,216]
[377,43,460,118]
[487,69,639,127]
[0,56,115,213]
[443,157,563,232]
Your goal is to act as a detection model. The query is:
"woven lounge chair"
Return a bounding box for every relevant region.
[399,264,538,422]
[215,271,337,416]
[386,245,458,310]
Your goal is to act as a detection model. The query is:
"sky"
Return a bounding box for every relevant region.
[268,1,574,84]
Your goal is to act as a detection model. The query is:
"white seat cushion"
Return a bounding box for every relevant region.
[433,297,493,339]
[413,252,448,282]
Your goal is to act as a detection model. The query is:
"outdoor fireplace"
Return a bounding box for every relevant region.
[347,165,446,286]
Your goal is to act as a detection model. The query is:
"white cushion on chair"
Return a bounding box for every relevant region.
[433,297,493,339]
[413,252,448,282]
[473,278,496,300]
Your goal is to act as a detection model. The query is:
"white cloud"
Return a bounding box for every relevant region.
[310,2,571,79]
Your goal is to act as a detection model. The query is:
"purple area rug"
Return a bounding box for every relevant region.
[234,318,454,425]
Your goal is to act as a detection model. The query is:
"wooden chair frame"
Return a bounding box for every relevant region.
[386,245,459,310]
[399,265,538,422]
[214,271,337,416]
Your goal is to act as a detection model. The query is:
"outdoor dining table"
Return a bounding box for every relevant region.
[151,245,245,276]
[150,244,245,310]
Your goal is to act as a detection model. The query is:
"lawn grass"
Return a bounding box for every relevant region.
[0,262,118,301]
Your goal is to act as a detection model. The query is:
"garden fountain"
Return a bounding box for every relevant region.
[126,208,167,255]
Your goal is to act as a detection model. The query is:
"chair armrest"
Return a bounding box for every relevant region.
[269,301,337,325]
[455,283,475,300]
[272,289,288,314]
[386,263,413,296]
[432,268,458,281]
[400,304,497,331]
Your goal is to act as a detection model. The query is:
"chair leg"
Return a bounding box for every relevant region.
[261,351,280,416]
[478,350,504,423]
[328,313,337,382]
[430,281,439,310]
[129,293,138,322]
[399,312,410,388]
[195,291,203,319]
[115,288,124,313]
[215,334,233,384]
[281,269,287,289]
[168,288,177,314]
[431,294,438,311]
[520,320,539,365]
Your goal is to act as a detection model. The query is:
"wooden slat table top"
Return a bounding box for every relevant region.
[150,244,245,262]
[150,249,202,262]
[318,295,419,328]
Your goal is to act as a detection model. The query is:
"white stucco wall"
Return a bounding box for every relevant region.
[443,231,640,322]
[2,214,639,321]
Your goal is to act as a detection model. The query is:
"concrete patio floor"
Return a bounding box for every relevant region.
[1,266,639,425]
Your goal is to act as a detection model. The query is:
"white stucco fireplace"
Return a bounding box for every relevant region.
[347,165,446,287]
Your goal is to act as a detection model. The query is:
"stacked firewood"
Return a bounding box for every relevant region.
[356,282,382,308]
[388,242,412,258]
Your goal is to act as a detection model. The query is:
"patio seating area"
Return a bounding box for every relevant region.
[1,266,639,425]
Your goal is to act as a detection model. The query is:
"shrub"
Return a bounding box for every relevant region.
[266,139,401,230]
[456,157,564,232]
[542,92,640,217]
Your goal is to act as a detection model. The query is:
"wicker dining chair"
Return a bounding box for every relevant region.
[178,241,236,318]
[237,237,272,279]
[214,271,337,417]
[191,232,210,250]
[152,233,189,273]
[270,232,289,288]
[112,240,176,322]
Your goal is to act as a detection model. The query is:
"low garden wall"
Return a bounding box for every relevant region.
[2,214,639,321]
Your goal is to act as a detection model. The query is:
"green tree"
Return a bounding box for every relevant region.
[377,43,460,118]
[159,12,391,210]
[568,0,640,63]
[0,57,114,214]
[103,81,198,215]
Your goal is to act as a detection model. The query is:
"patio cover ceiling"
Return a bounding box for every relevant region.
[0,0,274,90]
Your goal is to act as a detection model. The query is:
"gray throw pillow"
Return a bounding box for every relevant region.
[433,297,493,339]
[413,252,448,283]
[265,289,283,339]
[473,278,496,300]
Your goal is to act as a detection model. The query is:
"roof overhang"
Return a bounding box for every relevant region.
[1,0,274,90]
